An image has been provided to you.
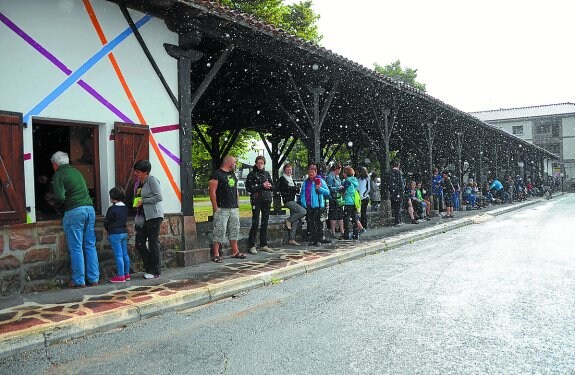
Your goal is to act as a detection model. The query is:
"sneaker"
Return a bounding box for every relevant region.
[67,281,86,289]
[124,274,131,281]
[260,246,273,253]
[110,275,126,283]
[87,281,99,287]
[285,220,292,230]
[358,228,366,236]
[144,273,160,279]
[411,220,419,224]
[248,246,258,254]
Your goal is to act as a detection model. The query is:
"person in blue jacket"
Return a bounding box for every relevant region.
[340,166,359,240]
[489,178,509,203]
[299,163,330,246]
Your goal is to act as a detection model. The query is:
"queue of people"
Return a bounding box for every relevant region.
[53,149,542,286]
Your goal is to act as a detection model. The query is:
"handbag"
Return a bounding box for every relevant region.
[261,189,273,203]
[134,210,145,230]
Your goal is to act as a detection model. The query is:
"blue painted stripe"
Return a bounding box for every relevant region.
[24,15,152,124]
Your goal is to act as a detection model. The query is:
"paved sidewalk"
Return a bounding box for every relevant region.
[0,198,546,359]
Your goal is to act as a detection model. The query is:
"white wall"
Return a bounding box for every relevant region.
[0,0,181,220]
[496,120,532,142]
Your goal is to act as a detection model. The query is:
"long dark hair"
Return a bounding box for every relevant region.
[357,166,368,179]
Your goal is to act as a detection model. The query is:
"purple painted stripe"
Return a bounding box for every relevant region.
[23,153,31,161]
[0,11,133,124]
[158,143,181,164]
[151,124,180,133]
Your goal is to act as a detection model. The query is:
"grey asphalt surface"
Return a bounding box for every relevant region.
[1,195,574,374]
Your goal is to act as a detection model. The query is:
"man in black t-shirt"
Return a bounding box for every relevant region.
[208,155,246,263]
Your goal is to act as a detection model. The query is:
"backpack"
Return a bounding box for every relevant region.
[353,190,361,212]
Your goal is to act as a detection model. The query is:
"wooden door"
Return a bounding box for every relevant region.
[0,113,25,224]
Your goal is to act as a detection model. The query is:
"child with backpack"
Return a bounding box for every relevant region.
[104,187,130,283]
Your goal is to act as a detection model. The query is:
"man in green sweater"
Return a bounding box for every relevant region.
[51,151,99,288]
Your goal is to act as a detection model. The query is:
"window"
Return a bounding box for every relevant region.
[545,144,561,154]
[512,126,523,135]
[535,124,551,134]
[534,118,561,136]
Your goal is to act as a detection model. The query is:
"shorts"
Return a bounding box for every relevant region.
[443,195,454,207]
[212,208,240,243]
[328,199,344,220]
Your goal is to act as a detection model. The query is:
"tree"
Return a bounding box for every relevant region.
[193,124,258,190]
[374,60,426,92]
[217,0,322,43]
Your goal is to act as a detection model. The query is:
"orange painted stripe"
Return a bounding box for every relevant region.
[83,0,146,124]
[83,0,181,201]
[150,136,181,200]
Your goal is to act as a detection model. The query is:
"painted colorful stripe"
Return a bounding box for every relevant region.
[22,14,153,124]
[158,143,181,164]
[83,1,181,201]
[0,11,133,123]
[23,153,31,161]
[151,124,180,133]
[83,0,146,124]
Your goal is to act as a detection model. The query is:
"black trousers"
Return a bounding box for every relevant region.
[135,217,163,275]
[391,198,402,224]
[306,207,322,243]
[343,205,358,238]
[248,199,270,248]
[360,198,369,228]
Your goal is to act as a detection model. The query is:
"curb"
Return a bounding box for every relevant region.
[0,198,546,359]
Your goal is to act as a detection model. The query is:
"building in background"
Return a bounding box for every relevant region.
[471,103,575,184]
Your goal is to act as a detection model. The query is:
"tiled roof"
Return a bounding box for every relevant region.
[471,103,575,121]
[174,0,459,109]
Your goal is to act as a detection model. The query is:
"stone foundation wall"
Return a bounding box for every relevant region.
[0,215,184,295]
[0,211,389,296]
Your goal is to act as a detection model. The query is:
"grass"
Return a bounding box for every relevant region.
[193,196,252,222]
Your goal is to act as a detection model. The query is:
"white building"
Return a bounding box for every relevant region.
[471,103,575,182]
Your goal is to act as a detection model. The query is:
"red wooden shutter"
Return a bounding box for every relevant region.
[0,114,25,225]
[114,122,150,193]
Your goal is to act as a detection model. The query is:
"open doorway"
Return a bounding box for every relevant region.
[33,119,100,220]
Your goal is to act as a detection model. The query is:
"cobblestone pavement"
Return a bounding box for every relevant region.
[0,198,551,358]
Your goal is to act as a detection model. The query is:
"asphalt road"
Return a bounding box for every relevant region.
[2,195,574,374]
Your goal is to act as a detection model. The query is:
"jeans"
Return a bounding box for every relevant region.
[108,233,130,276]
[452,192,460,211]
[63,206,99,285]
[433,192,444,211]
[135,217,163,275]
[248,199,270,248]
[285,201,306,241]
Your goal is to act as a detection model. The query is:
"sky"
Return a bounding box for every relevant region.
[300,0,575,113]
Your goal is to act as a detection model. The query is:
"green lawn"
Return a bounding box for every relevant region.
[193,196,252,222]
